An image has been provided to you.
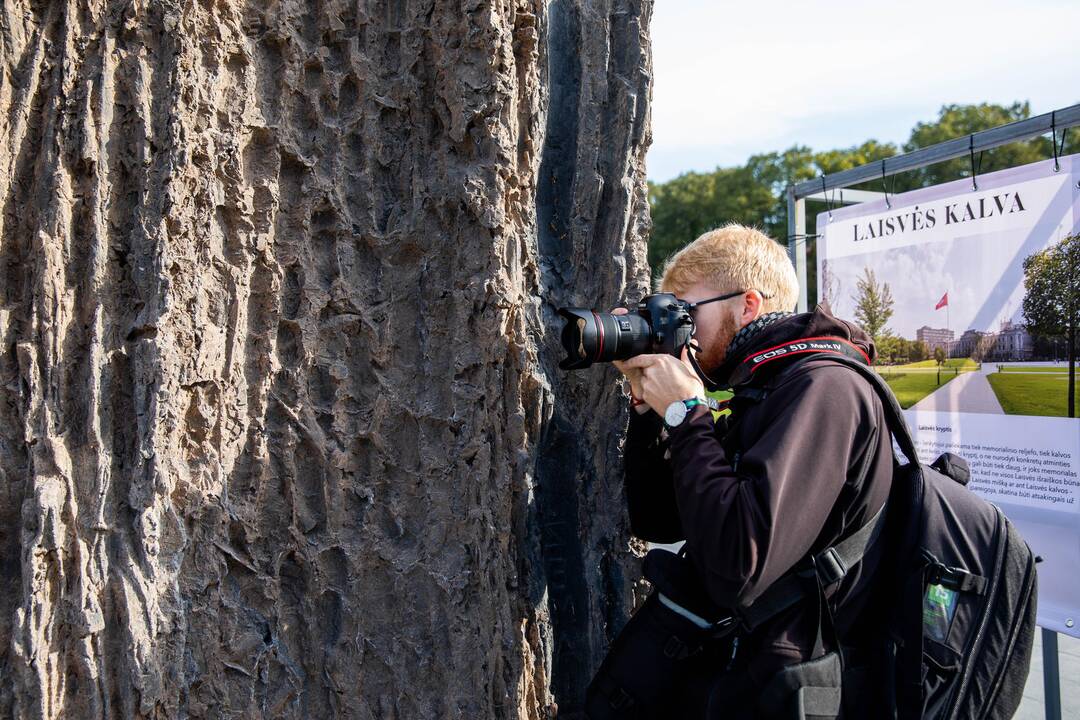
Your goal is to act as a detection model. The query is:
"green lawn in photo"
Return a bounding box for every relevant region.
[997,365,1071,373]
[877,371,958,409]
[987,372,1080,417]
[889,358,978,371]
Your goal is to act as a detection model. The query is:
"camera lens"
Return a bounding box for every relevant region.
[558,308,652,369]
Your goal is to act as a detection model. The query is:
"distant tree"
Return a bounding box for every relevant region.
[815,139,899,177]
[934,346,947,384]
[648,165,778,271]
[1022,234,1079,417]
[852,267,894,343]
[745,144,829,240]
[819,259,842,310]
[894,102,1072,192]
[910,340,929,363]
[876,336,899,364]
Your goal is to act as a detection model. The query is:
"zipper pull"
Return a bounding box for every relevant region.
[725,636,740,671]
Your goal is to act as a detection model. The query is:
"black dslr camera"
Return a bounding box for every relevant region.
[558,293,695,370]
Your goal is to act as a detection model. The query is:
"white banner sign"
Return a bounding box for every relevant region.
[818,154,1080,637]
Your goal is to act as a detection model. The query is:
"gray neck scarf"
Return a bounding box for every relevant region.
[725,311,793,359]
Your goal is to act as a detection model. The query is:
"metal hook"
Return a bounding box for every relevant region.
[1051,111,1062,173]
[881,160,891,209]
[969,135,979,191]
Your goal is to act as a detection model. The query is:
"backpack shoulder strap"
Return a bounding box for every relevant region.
[728,342,922,635]
[798,354,920,467]
[729,340,919,466]
[739,496,888,632]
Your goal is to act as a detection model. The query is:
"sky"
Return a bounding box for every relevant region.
[647,0,1080,183]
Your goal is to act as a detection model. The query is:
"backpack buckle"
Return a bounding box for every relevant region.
[708,614,737,639]
[927,562,987,595]
[609,687,635,710]
[663,636,689,660]
[815,547,848,586]
[927,561,955,587]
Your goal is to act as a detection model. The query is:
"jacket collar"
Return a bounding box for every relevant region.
[710,304,877,390]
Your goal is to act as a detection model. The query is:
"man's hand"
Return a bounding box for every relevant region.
[620,346,705,417]
[610,308,647,410]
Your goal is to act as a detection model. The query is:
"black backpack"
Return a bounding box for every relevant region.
[586,342,1038,719]
[810,354,1039,719]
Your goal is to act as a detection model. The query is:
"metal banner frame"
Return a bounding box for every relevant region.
[785,102,1080,720]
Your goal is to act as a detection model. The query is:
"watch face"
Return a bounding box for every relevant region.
[665,400,688,427]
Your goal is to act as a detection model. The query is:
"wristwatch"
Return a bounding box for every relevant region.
[664,397,706,428]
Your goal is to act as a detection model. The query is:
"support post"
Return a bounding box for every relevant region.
[786,185,808,312]
[1042,628,1061,720]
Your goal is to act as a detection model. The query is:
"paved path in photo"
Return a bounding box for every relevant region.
[1017,631,1080,719]
[910,369,1004,414]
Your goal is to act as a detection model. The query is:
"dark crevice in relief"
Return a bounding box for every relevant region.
[534,0,592,713]
[593,0,636,276]
[536,0,580,270]
[534,413,591,711]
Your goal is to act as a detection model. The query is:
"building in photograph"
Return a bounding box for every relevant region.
[946,322,1033,361]
[916,326,954,353]
[986,320,1034,361]
[950,329,989,359]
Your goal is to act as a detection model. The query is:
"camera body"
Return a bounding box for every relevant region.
[558,293,695,370]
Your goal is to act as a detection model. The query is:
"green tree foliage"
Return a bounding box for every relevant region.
[895,102,1073,191]
[852,267,894,343]
[876,335,900,364]
[873,336,926,365]
[646,146,820,272]
[1022,234,1079,416]
[647,165,777,271]
[815,139,899,177]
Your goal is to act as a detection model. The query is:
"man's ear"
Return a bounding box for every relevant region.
[739,290,763,327]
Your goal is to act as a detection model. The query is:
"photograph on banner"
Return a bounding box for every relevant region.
[817,153,1080,637]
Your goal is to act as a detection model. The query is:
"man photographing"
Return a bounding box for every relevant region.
[600,224,894,717]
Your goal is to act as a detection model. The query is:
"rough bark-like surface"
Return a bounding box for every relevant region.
[0,1,652,718]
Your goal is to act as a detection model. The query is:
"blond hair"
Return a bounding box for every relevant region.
[658,223,798,313]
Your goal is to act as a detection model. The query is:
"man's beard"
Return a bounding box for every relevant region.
[694,310,740,379]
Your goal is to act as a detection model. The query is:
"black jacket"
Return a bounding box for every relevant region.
[623,305,894,689]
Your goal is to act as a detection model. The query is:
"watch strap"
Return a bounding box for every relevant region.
[665,396,706,429]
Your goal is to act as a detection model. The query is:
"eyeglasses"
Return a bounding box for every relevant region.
[685,289,774,312]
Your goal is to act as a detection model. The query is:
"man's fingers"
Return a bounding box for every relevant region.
[619,355,657,370]
[610,307,628,315]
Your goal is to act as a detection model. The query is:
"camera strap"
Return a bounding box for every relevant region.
[686,338,726,392]
[726,335,871,389]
